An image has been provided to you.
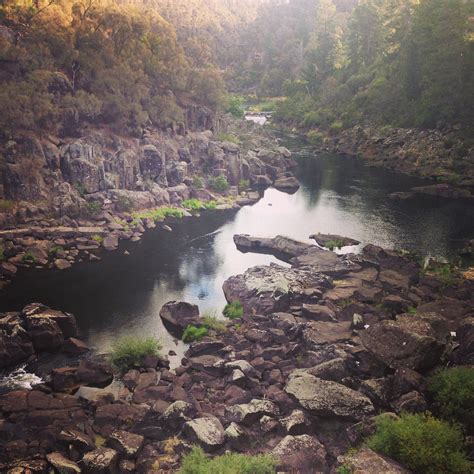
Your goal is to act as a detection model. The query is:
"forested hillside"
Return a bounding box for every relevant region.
[258,0,474,129]
[0,0,226,138]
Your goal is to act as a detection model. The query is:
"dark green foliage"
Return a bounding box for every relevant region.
[22,252,36,264]
[110,336,161,371]
[223,300,244,319]
[192,176,204,188]
[182,325,208,343]
[428,367,474,430]
[0,200,15,212]
[367,412,472,474]
[179,446,277,474]
[238,179,250,192]
[48,245,63,258]
[226,95,246,118]
[208,175,230,193]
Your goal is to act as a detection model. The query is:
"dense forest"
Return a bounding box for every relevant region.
[0,0,472,139]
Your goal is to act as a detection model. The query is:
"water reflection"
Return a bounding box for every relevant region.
[1,153,472,357]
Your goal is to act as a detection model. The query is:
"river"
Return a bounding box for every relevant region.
[1,145,473,364]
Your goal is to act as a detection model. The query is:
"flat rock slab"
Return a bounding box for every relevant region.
[222,263,331,315]
[291,247,361,276]
[272,434,327,471]
[234,234,313,262]
[303,321,353,345]
[310,233,360,249]
[285,372,374,420]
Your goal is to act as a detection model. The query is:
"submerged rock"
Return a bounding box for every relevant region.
[273,176,300,194]
[310,232,360,249]
[159,301,200,337]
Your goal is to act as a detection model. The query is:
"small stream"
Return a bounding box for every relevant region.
[1,142,473,370]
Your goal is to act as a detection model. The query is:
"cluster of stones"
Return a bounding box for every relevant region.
[0,236,473,472]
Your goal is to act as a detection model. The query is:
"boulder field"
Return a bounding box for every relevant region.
[0,236,473,472]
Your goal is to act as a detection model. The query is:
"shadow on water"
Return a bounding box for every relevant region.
[1,151,473,356]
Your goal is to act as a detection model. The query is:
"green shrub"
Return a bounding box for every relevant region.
[238,179,250,192]
[428,367,474,430]
[182,325,208,343]
[192,176,204,188]
[182,199,204,211]
[203,200,217,210]
[223,300,244,319]
[48,245,63,257]
[330,120,344,132]
[367,412,471,474]
[110,336,161,371]
[216,133,239,144]
[0,199,15,213]
[336,465,353,474]
[22,252,36,264]
[325,239,345,251]
[225,95,246,118]
[179,446,276,474]
[306,130,324,146]
[208,175,230,193]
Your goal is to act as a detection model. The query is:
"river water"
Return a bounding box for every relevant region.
[1,147,473,363]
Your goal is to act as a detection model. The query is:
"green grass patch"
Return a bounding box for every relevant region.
[0,199,15,213]
[223,300,244,319]
[428,367,474,430]
[91,234,103,244]
[182,325,208,343]
[202,312,227,333]
[132,207,184,223]
[208,175,230,193]
[179,446,276,474]
[367,412,471,473]
[110,336,161,371]
[182,199,204,211]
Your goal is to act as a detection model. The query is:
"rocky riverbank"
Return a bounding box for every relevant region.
[0,235,472,472]
[0,119,298,290]
[319,124,474,198]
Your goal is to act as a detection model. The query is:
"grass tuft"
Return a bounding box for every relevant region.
[223,300,244,319]
[182,325,208,343]
[110,336,161,371]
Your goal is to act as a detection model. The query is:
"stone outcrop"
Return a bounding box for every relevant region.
[159,301,200,337]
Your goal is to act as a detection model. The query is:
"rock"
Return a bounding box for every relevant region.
[47,452,81,474]
[103,234,119,251]
[280,409,311,435]
[233,234,313,263]
[62,337,89,355]
[224,422,247,449]
[300,357,349,382]
[360,314,446,371]
[0,322,34,369]
[159,301,200,337]
[223,263,330,315]
[342,447,409,473]
[107,430,144,458]
[1,261,18,276]
[454,316,474,364]
[272,434,327,472]
[81,447,119,473]
[391,390,427,414]
[411,183,472,199]
[226,399,279,425]
[183,417,225,451]
[58,429,95,453]
[310,233,360,249]
[26,316,64,351]
[54,258,72,270]
[302,303,337,322]
[285,371,374,420]
[273,176,300,194]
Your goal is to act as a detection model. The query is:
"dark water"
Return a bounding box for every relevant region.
[1,152,473,360]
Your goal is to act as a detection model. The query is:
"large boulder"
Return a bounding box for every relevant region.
[0,319,34,369]
[453,316,474,364]
[226,399,279,425]
[159,301,200,337]
[183,417,225,451]
[222,263,331,315]
[360,314,447,371]
[285,371,374,420]
[81,447,119,474]
[271,434,327,472]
